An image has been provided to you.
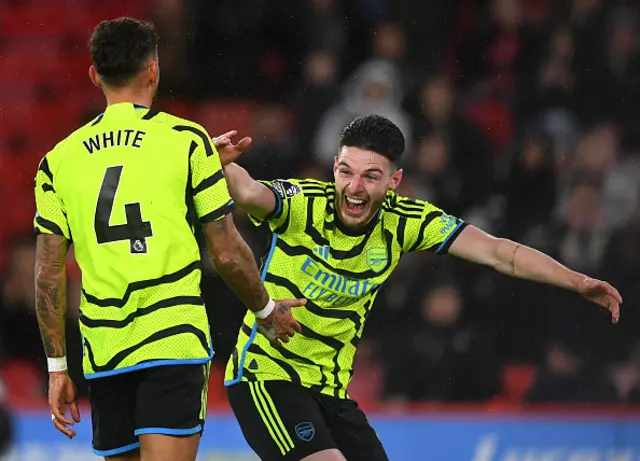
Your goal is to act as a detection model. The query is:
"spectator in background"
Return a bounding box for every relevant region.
[0,236,43,363]
[505,132,557,243]
[291,49,340,163]
[0,236,87,397]
[555,178,609,274]
[411,133,463,212]
[313,59,412,165]
[600,151,640,231]
[606,6,640,147]
[383,283,501,402]
[600,207,640,357]
[564,123,619,177]
[563,0,606,49]
[302,0,347,55]
[412,75,494,215]
[526,338,620,403]
[518,24,580,144]
[457,0,530,97]
[626,342,640,404]
[296,160,332,182]
[577,5,640,134]
[152,0,188,96]
[370,22,413,92]
[238,104,296,179]
[388,0,456,62]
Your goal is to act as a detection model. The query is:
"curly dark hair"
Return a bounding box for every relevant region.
[89,17,159,87]
[339,114,405,164]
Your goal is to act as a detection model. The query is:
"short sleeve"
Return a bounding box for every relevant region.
[33,156,71,239]
[187,129,235,223]
[248,179,303,231]
[405,201,466,254]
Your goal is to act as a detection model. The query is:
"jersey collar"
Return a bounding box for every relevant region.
[333,206,382,237]
[101,102,150,116]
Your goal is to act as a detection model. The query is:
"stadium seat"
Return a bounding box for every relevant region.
[0,360,45,400]
[348,363,384,409]
[195,101,257,137]
[206,364,229,409]
[465,99,514,151]
[501,363,537,402]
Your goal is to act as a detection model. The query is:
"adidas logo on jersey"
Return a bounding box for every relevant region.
[313,246,330,261]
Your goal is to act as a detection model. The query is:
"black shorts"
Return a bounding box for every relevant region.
[227,381,389,461]
[88,363,210,457]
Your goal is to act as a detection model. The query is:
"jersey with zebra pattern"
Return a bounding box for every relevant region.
[224,178,466,399]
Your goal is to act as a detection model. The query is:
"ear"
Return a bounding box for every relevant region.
[88,65,102,88]
[389,168,403,191]
[333,156,339,175]
[149,59,159,86]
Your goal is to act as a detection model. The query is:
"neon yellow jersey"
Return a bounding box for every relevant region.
[34,102,234,378]
[224,178,467,398]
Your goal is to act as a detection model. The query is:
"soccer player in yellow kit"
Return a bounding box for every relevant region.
[33,18,303,461]
[217,114,622,461]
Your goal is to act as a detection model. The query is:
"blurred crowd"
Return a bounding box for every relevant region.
[1,0,640,416]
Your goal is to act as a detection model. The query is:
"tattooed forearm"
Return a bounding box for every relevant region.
[35,234,70,358]
[510,244,521,276]
[204,217,270,312]
[214,244,270,312]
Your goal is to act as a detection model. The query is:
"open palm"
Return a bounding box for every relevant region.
[212,130,253,166]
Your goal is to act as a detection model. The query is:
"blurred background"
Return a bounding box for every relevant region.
[1,0,640,459]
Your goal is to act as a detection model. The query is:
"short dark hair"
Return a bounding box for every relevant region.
[89,17,159,87]
[339,114,405,163]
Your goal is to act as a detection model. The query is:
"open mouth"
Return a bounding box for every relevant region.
[344,196,367,216]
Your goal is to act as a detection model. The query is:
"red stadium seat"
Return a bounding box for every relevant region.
[206,364,229,409]
[465,99,514,151]
[156,99,193,120]
[0,360,45,400]
[501,363,537,402]
[195,101,257,137]
[348,362,385,409]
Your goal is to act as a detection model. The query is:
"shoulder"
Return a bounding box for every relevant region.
[382,191,442,220]
[150,112,209,135]
[40,128,82,174]
[265,178,333,200]
[148,113,215,155]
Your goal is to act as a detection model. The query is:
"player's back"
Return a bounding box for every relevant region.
[35,102,233,378]
[57,105,198,291]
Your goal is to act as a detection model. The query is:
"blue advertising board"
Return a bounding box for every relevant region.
[4,411,640,460]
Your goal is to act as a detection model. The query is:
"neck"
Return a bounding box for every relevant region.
[105,88,153,108]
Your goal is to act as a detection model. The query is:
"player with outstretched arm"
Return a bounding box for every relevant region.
[33,18,303,461]
[214,114,622,461]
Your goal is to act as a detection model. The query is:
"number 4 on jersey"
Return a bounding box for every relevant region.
[94,165,153,254]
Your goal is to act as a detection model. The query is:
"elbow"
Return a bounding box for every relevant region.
[492,238,519,273]
[210,232,245,272]
[230,183,259,210]
[211,244,238,270]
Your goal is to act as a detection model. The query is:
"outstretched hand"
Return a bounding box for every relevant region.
[577,277,622,324]
[257,298,306,348]
[212,130,253,166]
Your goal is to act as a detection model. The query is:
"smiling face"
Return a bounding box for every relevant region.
[333,146,402,229]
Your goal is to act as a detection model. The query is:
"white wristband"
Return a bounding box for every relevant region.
[253,299,275,319]
[47,356,68,373]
